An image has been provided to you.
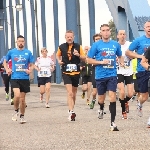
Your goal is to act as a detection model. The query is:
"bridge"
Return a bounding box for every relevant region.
[0,0,150,85]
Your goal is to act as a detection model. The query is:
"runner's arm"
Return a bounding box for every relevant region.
[141,56,149,70]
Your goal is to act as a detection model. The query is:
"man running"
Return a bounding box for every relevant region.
[56,30,85,121]
[126,21,150,122]
[89,33,101,109]
[80,46,92,105]
[141,46,150,127]
[35,47,55,108]
[4,35,34,124]
[87,24,124,131]
[117,30,133,119]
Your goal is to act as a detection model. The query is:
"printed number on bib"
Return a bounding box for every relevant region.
[40,71,48,77]
[103,59,114,68]
[66,64,77,72]
[124,60,130,68]
[15,64,26,71]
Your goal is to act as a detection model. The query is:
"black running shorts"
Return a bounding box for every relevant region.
[117,74,133,85]
[62,73,80,87]
[10,79,30,93]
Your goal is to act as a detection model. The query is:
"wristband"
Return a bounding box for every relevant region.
[148,66,150,71]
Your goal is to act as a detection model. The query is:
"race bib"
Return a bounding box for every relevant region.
[15,64,26,71]
[40,71,48,77]
[124,60,130,68]
[103,59,114,68]
[66,64,77,72]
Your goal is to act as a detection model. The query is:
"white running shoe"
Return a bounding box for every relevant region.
[45,103,50,108]
[98,110,103,119]
[20,117,26,124]
[12,112,19,121]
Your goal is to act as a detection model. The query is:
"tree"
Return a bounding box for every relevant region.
[108,19,117,40]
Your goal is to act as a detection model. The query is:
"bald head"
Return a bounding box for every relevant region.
[118,30,126,34]
[117,30,126,42]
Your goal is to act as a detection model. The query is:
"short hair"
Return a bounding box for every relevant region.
[100,24,110,30]
[17,35,25,39]
[41,47,48,52]
[93,33,101,41]
[65,30,74,35]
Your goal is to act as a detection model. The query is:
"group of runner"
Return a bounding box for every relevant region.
[1,21,150,131]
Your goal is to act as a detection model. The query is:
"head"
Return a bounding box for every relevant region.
[16,35,25,49]
[117,30,126,41]
[41,47,48,57]
[100,24,111,40]
[93,34,101,42]
[84,46,90,55]
[144,21,150,37]
[65,30,75,44]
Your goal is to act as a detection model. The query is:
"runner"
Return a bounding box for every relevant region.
[117,30,133,119]
[131,58,141,104]
[34,47,55,108]
[141,46,150,127]
[0,55,14,104]
[89,34,101,109]
[80,46,92,105]
[56,30,85,121]
[4,35,34,124]
[126,21,150,123]
[87,24,124,131]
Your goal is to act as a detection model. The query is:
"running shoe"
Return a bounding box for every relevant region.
[137,104,143,117]
[68,111,76,121]
[86,99,90,105]
[12,112,19,121]
[110,122,119,131]
[98,110,103,119]
[11,99,14,105]
[6,93,9,101]
[45,103,50,108]
[89,100,95,109]
[147,117,150,128]
[20,116,26,124]
[81,92,85,99]
[122,112,127,119]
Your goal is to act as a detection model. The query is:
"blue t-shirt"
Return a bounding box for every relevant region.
[129,35,150,72]
[5,48,34,79]
[87,40,122,79]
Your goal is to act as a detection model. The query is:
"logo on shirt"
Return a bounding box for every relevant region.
[14,55,26,62]
[101,51,115,57]
[113,45,116,48]
[25,53,28,55]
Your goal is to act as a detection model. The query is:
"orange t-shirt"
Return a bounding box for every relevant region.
[56,44,85,75]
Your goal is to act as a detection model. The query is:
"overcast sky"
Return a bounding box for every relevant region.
[5,0,150,56]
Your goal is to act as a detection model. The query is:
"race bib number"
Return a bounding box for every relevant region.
[66,64,77,72]
[15,64,26,71]
[103,59,114,68]
[124,60,130,68]
[40,71,48,76]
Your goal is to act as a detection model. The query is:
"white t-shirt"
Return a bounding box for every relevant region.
[117,41,133,76]
[35,56,54,77]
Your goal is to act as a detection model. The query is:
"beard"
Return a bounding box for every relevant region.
[18,44,24,49]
